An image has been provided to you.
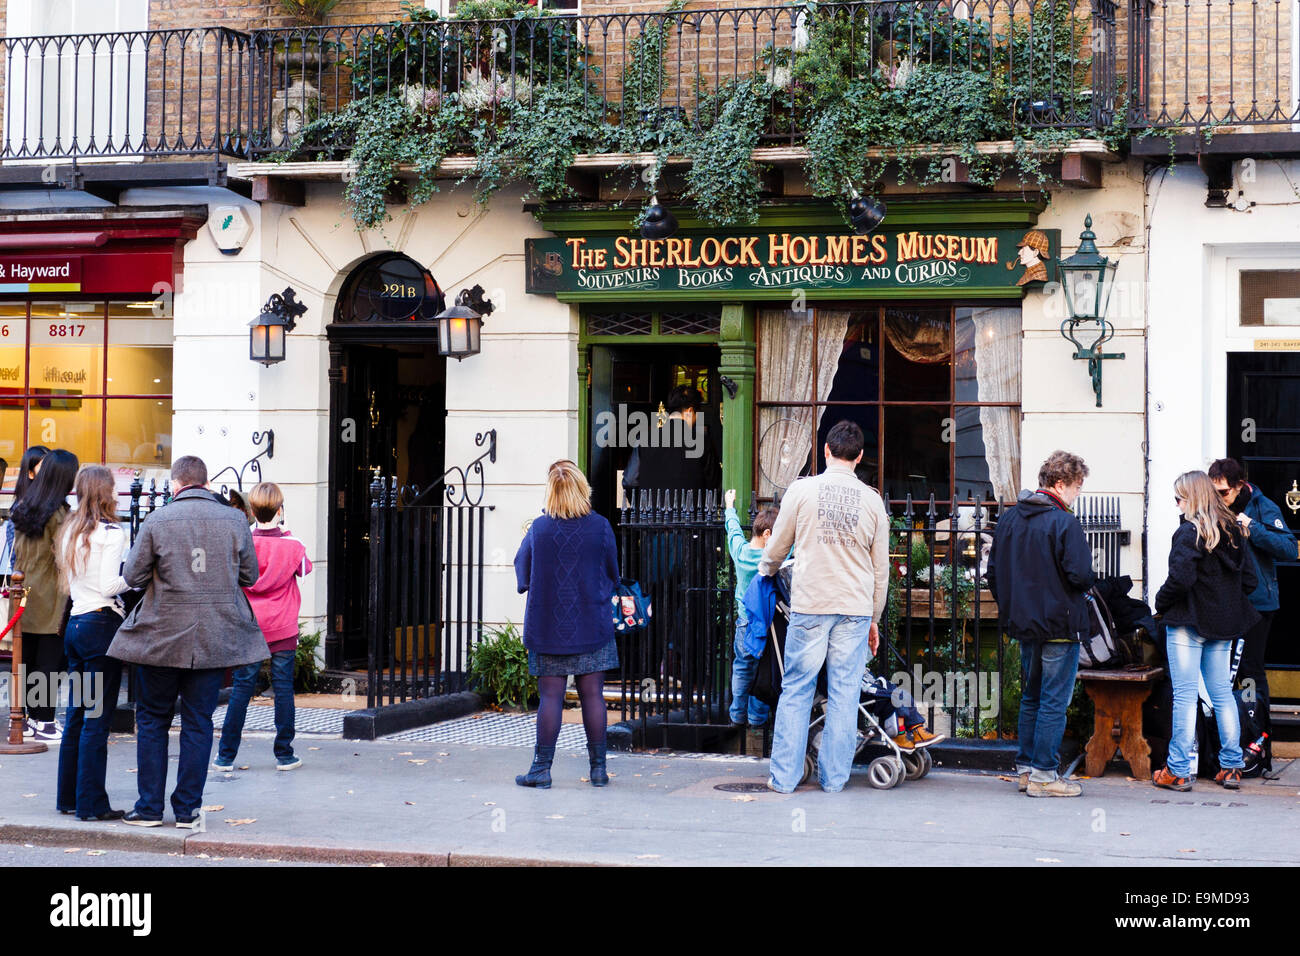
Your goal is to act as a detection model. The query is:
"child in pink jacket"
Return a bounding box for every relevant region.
[214,482,313,772]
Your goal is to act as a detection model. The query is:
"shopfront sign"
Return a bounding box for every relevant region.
[526,227,1059,299]
[0,256,81,293]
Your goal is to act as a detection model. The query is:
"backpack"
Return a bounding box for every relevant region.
[1079,586,1123,668]
[611,579,651,634]
[750,603,787,708]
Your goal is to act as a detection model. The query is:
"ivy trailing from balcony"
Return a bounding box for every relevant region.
[280,0,1120,232]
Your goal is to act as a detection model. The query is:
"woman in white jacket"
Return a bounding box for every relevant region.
[54,466,130,821]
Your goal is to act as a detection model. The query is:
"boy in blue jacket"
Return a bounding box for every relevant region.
[724,489,778,727]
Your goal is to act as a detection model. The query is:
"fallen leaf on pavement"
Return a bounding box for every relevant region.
[398,752,413,756]
[438,752,449,757]
[547,814,564,819]
[635,854,660,859]
[1036,858,1061,863]
[21,793,35,798]
[652,772,663,776]
[196,853,210,859]
[202,805,224,812]
[224,818,257,826]
[1178,848,1196,853]
[64,847,82,853]
[86,850,106,856]
[580,777,589,783]
[408,759,428,765]
[127,768,137,773]
[237,766,250,771]
[1120,832,1131,836]
[484,801,495,806]
[731,795,756,802]
[404,801,415,806]
[308,747,320,751]
[997,775,1016,782]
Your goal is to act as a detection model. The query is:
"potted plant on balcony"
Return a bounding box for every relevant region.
[278,0,342,25]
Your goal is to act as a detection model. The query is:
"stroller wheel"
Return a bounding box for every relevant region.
[901,749,932,781]
[800,753,816,786]
[867,755,903,790]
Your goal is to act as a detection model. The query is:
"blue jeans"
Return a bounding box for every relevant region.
[133,665,223,820]
[769,612,872,793]
[56,610,124,817]
[1166,625,1243,778]
[218,650,296,763]
[1015,641,1080,783]
[729,622,770,726]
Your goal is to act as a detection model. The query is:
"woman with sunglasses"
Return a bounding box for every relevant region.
[1152,471,1260,791]
[1208,458,1295,776]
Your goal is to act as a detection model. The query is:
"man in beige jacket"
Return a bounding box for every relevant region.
[759,420,890,793]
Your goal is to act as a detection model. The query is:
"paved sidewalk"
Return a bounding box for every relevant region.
[2,733,1298,866]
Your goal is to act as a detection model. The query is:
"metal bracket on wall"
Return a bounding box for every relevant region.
[209,429,275,496]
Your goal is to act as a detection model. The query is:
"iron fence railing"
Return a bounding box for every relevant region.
[1,0,1134,163]
[618,488,1132,751]
[1128,0,1300,133]
[0,26,251,160]
[364,430,496,708]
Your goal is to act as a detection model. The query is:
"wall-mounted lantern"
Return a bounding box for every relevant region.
[435,284,495,361]
[1057,214,1124,407]
[249,287,307,366]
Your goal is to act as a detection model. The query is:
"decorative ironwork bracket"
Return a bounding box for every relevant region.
[1061,317,1124,408]
[209,430,275,496]
[389,428,498,508]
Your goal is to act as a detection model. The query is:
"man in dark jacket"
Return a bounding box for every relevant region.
[622,385,721,500]
[1209,458,1297,773]
[987,450,1096,798]
[108,456,267,828]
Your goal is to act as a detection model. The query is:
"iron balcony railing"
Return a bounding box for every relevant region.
[0,1,1291,165]
[1127,0,1300,133]
[0,26,251,160]
[0,0,1126,164]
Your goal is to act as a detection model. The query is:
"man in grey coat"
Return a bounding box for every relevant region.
[108,455,267,827]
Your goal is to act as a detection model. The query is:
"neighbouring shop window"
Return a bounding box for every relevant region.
[1240,269,1300,326]
[755,303,1021,505]
[585,307,720,338]
[0,299,172,504]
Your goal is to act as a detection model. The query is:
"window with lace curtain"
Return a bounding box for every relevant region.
[754,303,1022,506]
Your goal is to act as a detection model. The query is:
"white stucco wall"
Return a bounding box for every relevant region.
[1146,159,1300,592]
[1024,160,1149,592]
[171,182,576,640]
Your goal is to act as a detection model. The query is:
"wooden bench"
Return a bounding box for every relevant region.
[1077,666,1165,779]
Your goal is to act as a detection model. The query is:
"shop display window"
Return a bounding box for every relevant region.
[0,299,173,501]
[756,303,1021,505]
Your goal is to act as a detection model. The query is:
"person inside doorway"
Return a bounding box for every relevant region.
[622,385,720,501]
[1209,457,1295,776]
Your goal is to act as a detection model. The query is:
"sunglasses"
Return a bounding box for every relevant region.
[1174,495,1184,504]
[1217,487,1233,498]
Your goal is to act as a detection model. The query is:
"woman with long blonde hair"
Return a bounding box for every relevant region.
[1153,470,1260,792]
[55,465,131,821]
[512,460,620,789]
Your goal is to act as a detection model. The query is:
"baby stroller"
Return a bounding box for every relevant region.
[755,563,932,790]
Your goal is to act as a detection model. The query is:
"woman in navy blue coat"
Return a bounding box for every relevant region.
[513,460,620,789]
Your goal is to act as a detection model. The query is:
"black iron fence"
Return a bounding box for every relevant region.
[0,26,251,160]
[616,489,736,732]
[616,488,1132,747]
[364,430,496,708]
[1128,0,1300,133]
[1,0,1133,163]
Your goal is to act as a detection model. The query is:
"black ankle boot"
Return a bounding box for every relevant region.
[588,742,609,787]
[515,746,555,789]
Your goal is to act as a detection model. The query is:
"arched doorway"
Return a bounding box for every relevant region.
[326,252,447,669]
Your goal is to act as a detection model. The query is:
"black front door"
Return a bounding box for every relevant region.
[329,341,446,669]
[588,344,721,520]
[1227,352,1300,700]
